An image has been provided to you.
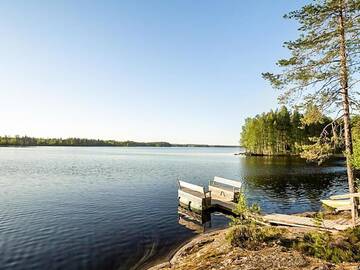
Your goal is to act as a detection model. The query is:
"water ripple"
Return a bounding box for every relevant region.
[0,147,348,270]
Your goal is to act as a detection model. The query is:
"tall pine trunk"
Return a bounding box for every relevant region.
[338,0,358,226]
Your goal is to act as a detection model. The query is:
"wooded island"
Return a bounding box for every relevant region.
[240,105,331,156]
[240,106,360,166]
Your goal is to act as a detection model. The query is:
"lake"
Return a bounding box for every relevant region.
[0,147,349,270]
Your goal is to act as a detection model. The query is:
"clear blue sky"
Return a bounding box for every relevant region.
[0,0,308,145]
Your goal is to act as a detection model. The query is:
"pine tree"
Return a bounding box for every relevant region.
[263,0,360,225]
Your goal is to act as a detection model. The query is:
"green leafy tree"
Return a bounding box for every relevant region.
[240,106,330,155]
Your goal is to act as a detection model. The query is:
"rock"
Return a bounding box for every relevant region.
[312,263,335,270]
[147,262,171,270]
[149,227,359,270]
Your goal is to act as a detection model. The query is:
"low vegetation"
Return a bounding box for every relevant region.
[226,225,285,250]
[230,193,261,226]
[227,224,360,264]
[227,194,360,264]
[295,228,360,263]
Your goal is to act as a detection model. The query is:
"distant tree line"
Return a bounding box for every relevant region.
[240,106,332,155]
[0,136,172,147]
[0,136,234,148]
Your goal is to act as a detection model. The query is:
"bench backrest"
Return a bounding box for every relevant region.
[213,176,242,189]
[178,180,205,194]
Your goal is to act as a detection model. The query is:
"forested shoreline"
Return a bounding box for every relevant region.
[0,136,234,148]
[240,107,360,163]
[240,106,332,156]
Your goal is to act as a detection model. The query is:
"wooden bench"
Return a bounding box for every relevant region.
[178,180,211,213]
[208,176,242,202]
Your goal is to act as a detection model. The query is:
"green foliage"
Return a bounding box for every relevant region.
[352,144,360,169]
[295,227,360,263]
[240,106,331,156]
[263,0,360,112]
[263,0,360,167]
[230,193,261,226]
[301,104,326,126]
[355,178,360,192]
[351,116,360,169]
[312,212,325,227]
[227,223,360,263]
[226,225,284,250]
[300,137,333,164]
[296,232,350,263]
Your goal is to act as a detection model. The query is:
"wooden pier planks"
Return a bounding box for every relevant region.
[177,179,359,232]
[263,213,351,231]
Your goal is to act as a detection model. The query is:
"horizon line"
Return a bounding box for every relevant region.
[0,134,239,147]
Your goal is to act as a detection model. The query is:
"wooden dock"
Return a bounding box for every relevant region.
[209,201,355,231]
[177,178,358,231]
[178,177,239,214]
[263,213,352,231]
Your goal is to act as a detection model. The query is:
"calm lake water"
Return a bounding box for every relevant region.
[0,147,349,270]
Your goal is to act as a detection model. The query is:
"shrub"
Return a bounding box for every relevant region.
[226,225,284,250]
[230,193,261,226]
[228,191,360,263]
[295,228,360,263]
[227,223,360,263]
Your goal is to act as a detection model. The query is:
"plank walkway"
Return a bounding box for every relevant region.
[263,213,352,231]
[209,200,356,231]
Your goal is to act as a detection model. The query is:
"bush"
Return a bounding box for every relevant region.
[295,227,360,263]
[230,193,261,226]
[226,225,284,250]
[227,224,360,263]
[227,191,360,263]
